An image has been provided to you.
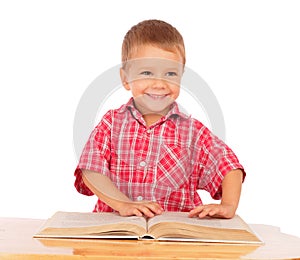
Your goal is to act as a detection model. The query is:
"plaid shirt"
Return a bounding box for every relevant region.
[74,98,244,212]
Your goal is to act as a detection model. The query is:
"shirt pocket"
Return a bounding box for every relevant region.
[155,143,191,190]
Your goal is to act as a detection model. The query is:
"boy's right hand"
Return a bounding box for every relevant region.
[117,201,164,218]
[82,171,163,218]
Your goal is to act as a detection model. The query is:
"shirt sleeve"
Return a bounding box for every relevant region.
[196,126,245,200]
[74,110,112,196]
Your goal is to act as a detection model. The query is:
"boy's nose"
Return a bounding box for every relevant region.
[151,78,167,89]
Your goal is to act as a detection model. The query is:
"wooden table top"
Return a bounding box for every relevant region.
[1,217,300,259]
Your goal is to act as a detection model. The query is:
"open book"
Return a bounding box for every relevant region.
[34,211,262,244]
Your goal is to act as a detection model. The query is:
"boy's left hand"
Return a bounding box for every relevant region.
[188,203,235,219]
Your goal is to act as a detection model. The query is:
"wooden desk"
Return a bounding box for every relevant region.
[1,217,300,259]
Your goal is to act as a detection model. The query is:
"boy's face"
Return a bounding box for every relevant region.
[120,45,184,116]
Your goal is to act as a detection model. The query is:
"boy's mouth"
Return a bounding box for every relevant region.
[134,94,174,115]
[145,93,169,100]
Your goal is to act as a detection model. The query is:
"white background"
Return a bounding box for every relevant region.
[1,1,300,238]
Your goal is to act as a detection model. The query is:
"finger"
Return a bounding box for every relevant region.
[132,208,143,217]
[188,206,204,218]
[198,206,222,218]
[198,207,212,218]
[207,208,219,217]
[145,202,163,215]
[133,202,156,218]
[139,206,155,218]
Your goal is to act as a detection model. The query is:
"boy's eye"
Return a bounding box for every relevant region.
[140,71,153,76]
[165,72,177,77]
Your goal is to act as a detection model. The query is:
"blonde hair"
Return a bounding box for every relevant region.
[122,19,186,67]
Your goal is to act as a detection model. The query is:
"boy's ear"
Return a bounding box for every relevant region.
[120,68,130,90]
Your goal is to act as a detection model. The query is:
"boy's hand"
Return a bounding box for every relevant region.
[118,201,164,218]
[188,203,235,219]
[189,170,243,219]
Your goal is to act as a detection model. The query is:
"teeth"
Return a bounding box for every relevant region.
[147,94,166,99]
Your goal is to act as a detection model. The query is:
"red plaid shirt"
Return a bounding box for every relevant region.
[74,98,244,212]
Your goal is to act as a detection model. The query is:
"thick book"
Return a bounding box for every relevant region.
[34,211,262,244]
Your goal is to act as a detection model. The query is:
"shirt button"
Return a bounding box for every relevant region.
[146,129,151,133]
[137,196,143,201]
[139,161,147,167]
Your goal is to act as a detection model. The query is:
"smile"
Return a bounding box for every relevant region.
[145,93,169,100]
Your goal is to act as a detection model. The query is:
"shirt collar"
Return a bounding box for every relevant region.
[119,97,190,122]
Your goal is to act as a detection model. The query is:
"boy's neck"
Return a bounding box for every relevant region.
[143,114,164,127]
[133,100,173,127]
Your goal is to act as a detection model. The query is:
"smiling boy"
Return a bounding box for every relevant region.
[74,19,245,219]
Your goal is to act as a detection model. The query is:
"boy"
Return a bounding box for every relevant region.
[74,19,245,219]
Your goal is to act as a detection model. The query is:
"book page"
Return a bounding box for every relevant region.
[147,212,261,243]
[44,211,147,229]
[35,211,147,238]
[148,212,250,231]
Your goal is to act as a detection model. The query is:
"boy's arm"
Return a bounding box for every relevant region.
[82,170,163,217]
[189,169,243,219]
